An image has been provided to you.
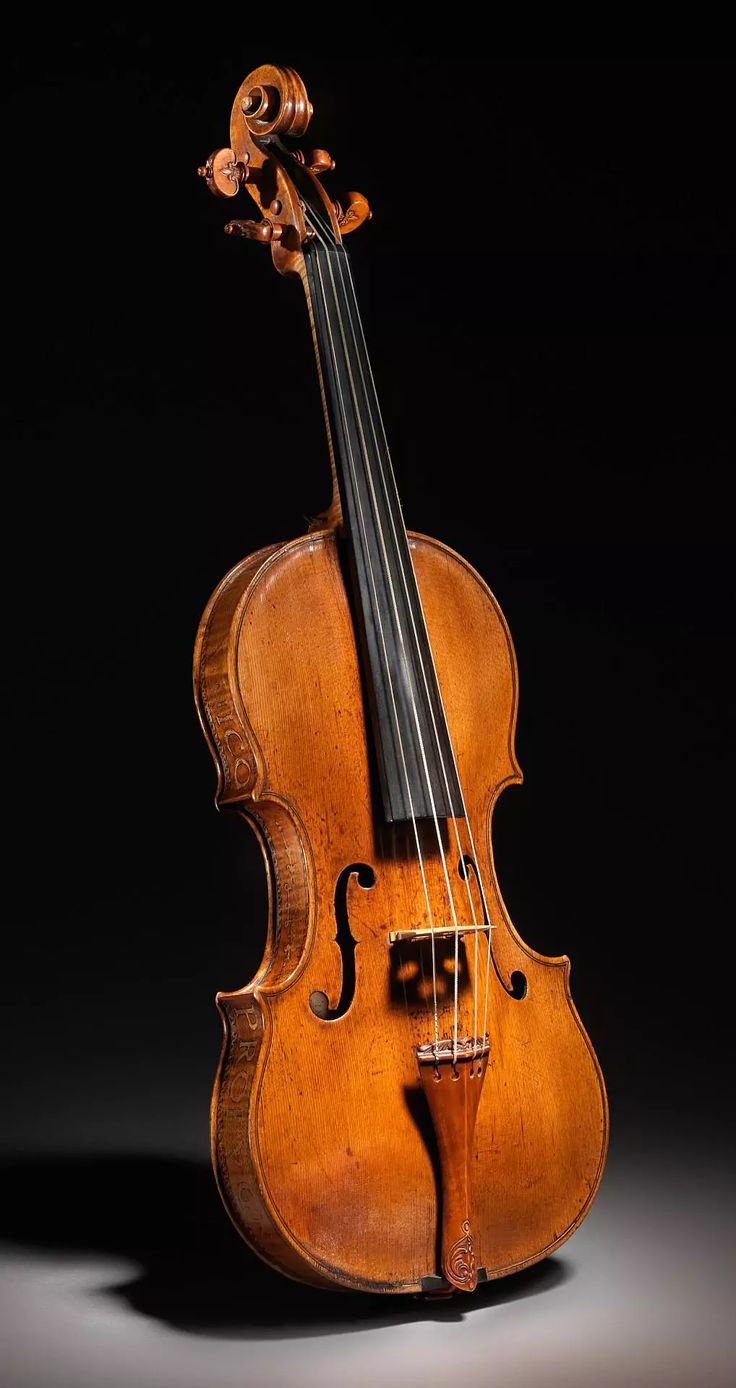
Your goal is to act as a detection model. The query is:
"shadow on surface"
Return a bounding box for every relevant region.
[0,1154,571,1337]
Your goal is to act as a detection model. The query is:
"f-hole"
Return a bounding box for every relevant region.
[309,862,375,1020]
[458,854,488,924]
[509,970,528,999]
[458,854,528,1000]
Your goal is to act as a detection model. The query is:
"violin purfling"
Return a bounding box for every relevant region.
[194,63,608,1296]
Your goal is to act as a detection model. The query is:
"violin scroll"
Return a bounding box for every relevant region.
[236,64,312,138]
[198,64,370,274]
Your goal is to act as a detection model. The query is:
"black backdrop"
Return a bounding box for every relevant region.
[4,41,734,1165]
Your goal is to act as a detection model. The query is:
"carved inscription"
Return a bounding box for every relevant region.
[204,675,256,799]
[258,812,310,985]
[216,999,265,1232]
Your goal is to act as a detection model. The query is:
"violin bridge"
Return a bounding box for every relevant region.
[388,923,494,944]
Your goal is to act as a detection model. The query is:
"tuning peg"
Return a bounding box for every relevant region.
[224,218,284,243]
[307,148,335,175]
[197,147,251,198]
[293,148,335,176]
[333,191,372,235]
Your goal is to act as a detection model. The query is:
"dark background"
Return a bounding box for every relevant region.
[3,31,734,1324]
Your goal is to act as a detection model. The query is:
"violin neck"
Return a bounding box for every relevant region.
[303,237,462,825]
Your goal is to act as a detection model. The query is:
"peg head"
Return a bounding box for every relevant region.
[198,64,371,275]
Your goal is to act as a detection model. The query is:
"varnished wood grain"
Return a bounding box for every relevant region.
[194,530,609,1293]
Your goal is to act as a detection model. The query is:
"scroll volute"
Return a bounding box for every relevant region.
[227,64,341,276]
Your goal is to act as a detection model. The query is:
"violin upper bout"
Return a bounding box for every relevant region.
[194,545,280,807]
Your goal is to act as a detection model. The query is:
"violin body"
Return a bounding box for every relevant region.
[194,65,607,1295]
[194,528,607,1292]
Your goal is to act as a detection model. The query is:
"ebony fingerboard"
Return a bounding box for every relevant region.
[304,237,463,824]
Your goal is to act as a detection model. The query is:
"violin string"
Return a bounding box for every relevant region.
[334,248,483,1063]
[313,229,467,1061]
[309,239,441,1059]
[339,246,497,1058]
[395,823,432,1028]
[285,180,490,1050]
[386,821,432,1031]
[341,248,496,1052]
[312,240,440,1053]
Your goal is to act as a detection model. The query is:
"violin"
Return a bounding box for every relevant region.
[194,63,608,1296]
